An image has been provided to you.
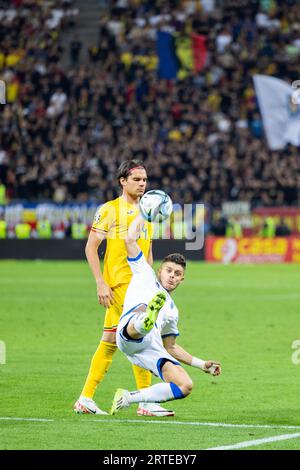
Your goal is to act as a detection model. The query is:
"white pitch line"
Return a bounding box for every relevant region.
[0,417,54,422]
[89,418,300,431]
[1,417,300,433]
[207,432,300,450]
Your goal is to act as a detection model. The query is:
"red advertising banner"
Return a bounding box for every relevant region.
[252,207,300,234]
[205,236,300,263]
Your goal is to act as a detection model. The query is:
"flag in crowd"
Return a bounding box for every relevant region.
[253,74,300,150]
[157,30,207,79]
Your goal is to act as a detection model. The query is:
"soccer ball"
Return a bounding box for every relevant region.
[139,190,173,223]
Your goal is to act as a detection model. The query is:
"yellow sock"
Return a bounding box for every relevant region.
[132,364,151,390]
[81,341,117,399]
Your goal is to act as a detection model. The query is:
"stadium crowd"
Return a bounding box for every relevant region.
[1,0,300,208]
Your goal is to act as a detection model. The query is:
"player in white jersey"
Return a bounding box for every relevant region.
[111,214,221,415]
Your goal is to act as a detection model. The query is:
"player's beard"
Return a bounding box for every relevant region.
[127,188,145,201]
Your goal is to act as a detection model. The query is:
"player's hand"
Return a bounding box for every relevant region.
[204,360,221,376]
[96,281,114,308]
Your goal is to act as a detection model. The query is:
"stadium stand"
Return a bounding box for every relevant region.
[0,0,300,210]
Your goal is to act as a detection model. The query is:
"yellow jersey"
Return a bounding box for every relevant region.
[91,197,153,288]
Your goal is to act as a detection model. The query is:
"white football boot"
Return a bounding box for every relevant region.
[74,396,108,415]
[137,402,175,417]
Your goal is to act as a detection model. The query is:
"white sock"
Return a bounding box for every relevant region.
[132,312,151,336]
[128,383,179,404]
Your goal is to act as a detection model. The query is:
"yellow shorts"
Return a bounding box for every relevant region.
[103,283,128,332]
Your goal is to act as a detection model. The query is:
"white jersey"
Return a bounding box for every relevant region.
[122,251,179,338]
[117,251,181,378]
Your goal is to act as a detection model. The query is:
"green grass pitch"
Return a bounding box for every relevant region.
[0,260,300,450]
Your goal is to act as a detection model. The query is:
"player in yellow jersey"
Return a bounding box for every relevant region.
[74,160,175,416]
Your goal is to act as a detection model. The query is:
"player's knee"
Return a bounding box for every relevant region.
[101,331,116,344]
[181,378,193,396]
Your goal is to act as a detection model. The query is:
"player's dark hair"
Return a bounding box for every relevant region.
[162,253,186,270]
[117,160,147,186]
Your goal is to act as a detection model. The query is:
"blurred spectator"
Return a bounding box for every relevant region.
[36,215,52,239]
[259,216,276,237]
[0,212,7,238]
[71,218,87,239]
[15,220,31,239]
[69,37,82,65]
[53,219,68,239]
[275,218,292,236]
[225,216,242,238]
[210,214,228,236]
[0,179,7,205]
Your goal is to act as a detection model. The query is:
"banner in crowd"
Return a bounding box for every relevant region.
[3,202,99,225]
[205,236,300,263]
[252,207,300,234]
[2,202,208,240]
[157,31,207,79]
[253,75,300,149]
[222,201,252,229]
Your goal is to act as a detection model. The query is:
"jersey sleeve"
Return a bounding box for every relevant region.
[127,250,154,277]
[91,203,116,235]
[161,305,179,338]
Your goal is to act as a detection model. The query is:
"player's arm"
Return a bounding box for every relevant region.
[163,335,221,376]
[147,241,153,267]
[125,213,146,259]
[85,230,114,308]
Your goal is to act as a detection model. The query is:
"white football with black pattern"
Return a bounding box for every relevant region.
[139,190,173,223]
